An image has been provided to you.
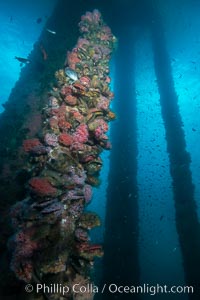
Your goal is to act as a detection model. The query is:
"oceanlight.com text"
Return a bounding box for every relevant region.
[107,283,194,295]
[25,283,194,296]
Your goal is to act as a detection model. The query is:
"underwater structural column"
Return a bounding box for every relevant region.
[150,14,200,299]
[102,32,140,299]
[0,6,117,300]
[8,9,117,300]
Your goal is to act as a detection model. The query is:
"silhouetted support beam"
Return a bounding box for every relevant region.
[101,33,140,300]
[150,14,200,299]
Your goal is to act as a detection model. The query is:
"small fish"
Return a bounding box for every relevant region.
[36,17,42,24]
[40,44,48,60]
[46,28,56,35]
[65,67,78,81]
[15,56,31,64]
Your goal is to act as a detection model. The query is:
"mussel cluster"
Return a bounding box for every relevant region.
[9,9,116,299]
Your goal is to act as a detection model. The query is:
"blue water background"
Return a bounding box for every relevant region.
[0,0,56,112]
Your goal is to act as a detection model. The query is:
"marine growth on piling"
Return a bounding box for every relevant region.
[9,9,116,299]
